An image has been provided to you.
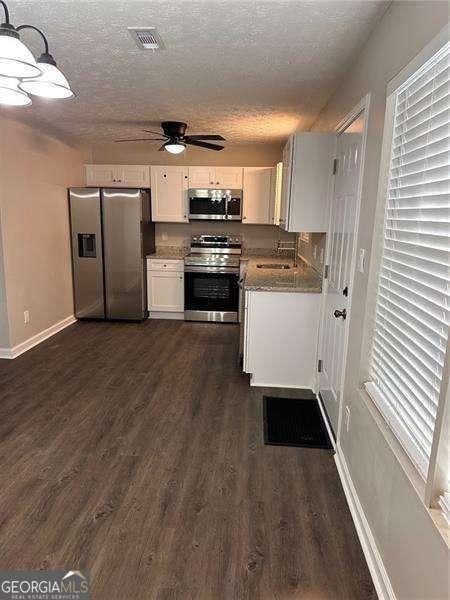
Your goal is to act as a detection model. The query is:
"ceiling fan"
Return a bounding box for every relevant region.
[115,121,225,154]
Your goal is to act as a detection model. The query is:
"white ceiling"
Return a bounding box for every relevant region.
[4,0,388,146]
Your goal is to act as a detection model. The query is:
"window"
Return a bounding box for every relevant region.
[365,42,450,480]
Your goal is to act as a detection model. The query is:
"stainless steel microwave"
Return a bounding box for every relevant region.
[188,188,242,221]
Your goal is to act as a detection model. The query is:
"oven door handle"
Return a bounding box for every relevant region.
[184,266,240,274]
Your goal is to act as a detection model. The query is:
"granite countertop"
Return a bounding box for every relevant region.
[146,246,322,293]
[147,246,188,260]
[243,256,323,293]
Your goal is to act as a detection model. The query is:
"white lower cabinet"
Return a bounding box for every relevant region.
[243,290,320,389]
[147,259,184,319]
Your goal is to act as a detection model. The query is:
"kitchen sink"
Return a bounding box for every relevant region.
[256,263,291,270]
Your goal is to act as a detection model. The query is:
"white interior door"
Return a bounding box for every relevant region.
[318,107,367,437]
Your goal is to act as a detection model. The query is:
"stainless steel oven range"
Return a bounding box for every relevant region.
[184,234,242,323]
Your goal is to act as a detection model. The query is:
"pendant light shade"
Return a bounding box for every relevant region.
[0,29,41,78]
[19,61,74,99]
[0,74,31,105]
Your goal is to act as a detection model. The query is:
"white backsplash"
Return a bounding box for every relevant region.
[155,222,295,250]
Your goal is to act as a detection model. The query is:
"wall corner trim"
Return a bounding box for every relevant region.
[334,446,397,600]
[0,315,76,360]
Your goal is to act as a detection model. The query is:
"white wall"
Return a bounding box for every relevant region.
[156,221,294,251]
[0,116,84,350]
[89,141,282,167]
[311,2,449,599]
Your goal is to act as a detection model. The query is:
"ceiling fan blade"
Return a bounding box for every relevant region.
[185,134,226,141]
[186,139,224,151]
[143,130,167,137]
[114,138,164,143]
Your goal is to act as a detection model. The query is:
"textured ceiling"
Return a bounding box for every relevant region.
[3,0,388,146]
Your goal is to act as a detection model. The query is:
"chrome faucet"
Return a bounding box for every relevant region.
[275,239,298,267]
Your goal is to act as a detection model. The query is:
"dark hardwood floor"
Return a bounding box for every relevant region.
[0,320,376,600]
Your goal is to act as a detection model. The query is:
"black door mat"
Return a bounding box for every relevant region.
[263,396,332,449]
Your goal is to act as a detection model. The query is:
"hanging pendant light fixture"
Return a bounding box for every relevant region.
[0,1,40,79]
[0,1,74,106]
[17,25,74,99]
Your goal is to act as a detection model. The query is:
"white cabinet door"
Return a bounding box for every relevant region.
[188,166,216,188]
[120,165,150,187]
[151,166,189,222]
[270,162,283,226]
[279,138,293,230]
[147,271,184,312]
[216,167,243,188]
[244,290,320,388]
[242,167,272,224]
[85,164,116,187]
[85,164,150,187]
[188,166,243,189]
[279,133,334,232]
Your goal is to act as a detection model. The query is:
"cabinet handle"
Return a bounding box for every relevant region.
[242,216,247,220]
[216,181,220,185]
[210,181,214,184]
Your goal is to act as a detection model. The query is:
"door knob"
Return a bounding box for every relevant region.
[334,308,347,320]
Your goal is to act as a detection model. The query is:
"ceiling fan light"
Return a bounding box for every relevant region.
[19,61,74,99]
[0,29,41,78]
[0,74,31,106]
[164,141,186,155]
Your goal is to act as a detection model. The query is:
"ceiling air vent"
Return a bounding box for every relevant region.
[128,27,165,51]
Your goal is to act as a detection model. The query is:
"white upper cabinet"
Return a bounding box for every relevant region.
[150,166,189,223]
[188,166,216,188]
[242,167,274,224]
[279,133,334,232]
[215,167,243,188]
[188,166,243,189]
[85,164,150,188]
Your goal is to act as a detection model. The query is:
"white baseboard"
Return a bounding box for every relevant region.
[148,311,184,320]
[316,393,337,451]
[250,377,315,390]
[0,315,76,359]
[334,447,396,600]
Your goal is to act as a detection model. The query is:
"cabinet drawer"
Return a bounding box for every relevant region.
[147,258,184,272]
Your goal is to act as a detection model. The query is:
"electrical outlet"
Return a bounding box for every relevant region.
[24,310,30,324]
[358,248,366,273]
[161,231,168,242]
[345,405,351,432]
[319,248,324,264]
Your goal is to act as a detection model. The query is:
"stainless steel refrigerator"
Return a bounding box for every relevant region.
[68,188,155,321]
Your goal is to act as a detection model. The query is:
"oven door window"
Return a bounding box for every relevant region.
[189,197,226,216]
[185,272,239,312]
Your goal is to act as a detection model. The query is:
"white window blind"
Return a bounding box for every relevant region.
[366,43,450,479]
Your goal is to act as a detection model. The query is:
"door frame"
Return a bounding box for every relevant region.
[317,93,371,446]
